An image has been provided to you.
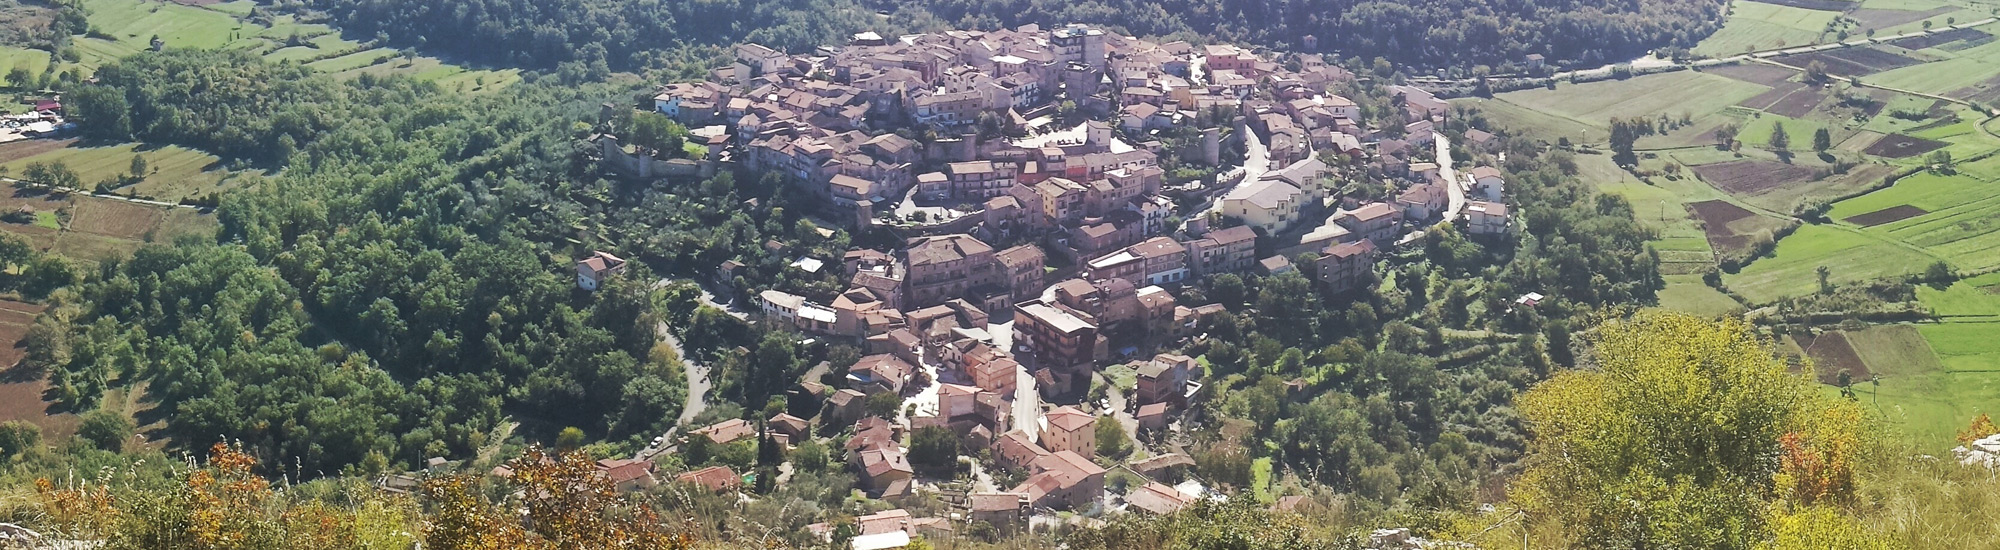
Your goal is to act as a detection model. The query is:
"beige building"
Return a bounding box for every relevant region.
[902,234,1002,308]
[1042,406,1097,458]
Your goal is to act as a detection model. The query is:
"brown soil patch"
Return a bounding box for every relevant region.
[1690,160,1819,194]
[0,138,77,165]
[67,199,166,239]
[1851,7,1959,32]
[1861,133,1948,158]
[1767,86,1830,117]
[1739,82,1806,110]
[1779,47,1924,77]
[1706,64,1803,87]
[1797,331,1870,384]
[1842,204,1928,226]
[1689,199,1760,252]
[0,300,74,439]
[1948,74,2000,105]
[1745,0,1852,10]
[1890,27,1991,50]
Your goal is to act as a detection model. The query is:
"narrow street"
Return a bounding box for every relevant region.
[1100,374,1139,450]
[1435,133,1467,220]
[1193,122,1269,223]
[636,279,719,461]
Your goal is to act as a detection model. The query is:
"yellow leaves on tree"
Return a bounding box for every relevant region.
[1513,311,1875,550]
[37,442,421,550]
[1957,413,1997,445]
[421,445,695,550]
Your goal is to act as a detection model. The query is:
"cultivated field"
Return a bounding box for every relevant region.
[21,0,519,91]
[1695,1,1843,57]
[0,300,76,440]
[0,142,253,203]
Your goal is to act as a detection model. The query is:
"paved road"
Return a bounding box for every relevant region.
[992,320,1041,442]
[1101,374,1139,450]
[635,319,711,461]
[1434,133,1467,220]
[636,279,721,461]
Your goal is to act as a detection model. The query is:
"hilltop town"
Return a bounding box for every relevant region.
[577,23,1517,544]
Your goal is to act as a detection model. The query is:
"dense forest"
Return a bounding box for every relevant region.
[291,0,1726,73]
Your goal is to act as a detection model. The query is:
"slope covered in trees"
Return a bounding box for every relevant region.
[293,0,1726,72]
[35,49,681,476]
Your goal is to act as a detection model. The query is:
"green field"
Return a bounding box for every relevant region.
[1693,2,1842,57]
[1826,171,2000,272]
[1723,223,1935,302]
[1658,274,1743,317]
[1849,277,2000,448]
[0,46,50,87]
[0,143,252,203]
[1483,71,1771,136]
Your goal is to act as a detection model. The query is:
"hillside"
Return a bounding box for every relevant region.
[295,0,1728,72]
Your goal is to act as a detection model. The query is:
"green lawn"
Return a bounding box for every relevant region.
[1693,1,1842,57]
[1658,274,1741,317]
[0,46,51,87]
[1852,281,2000,449]
[1251,457,1275,504]
[1723,223,1934,302]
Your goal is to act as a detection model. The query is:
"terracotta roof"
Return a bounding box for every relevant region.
[1126,482,1196,515]
[1045,406,1095,433]
[969,492,1028,512]
[674,465,740,492]
[693,418,757,445]
[860,447,914,478]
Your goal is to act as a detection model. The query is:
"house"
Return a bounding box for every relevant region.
[968,492,1031,535]
[1257,256,1292,275]
[825,388,869,425]
[1085,236,1190,287]
[1013,299,1102,369]
[1012,450,1106,510]
[1220,179,1308,235]
[968,355,1021,396]
[692,418,758,445]
[1314,240,1378,295]
[1042,406,1096,458]
[1125,482,1197,515]
[1136,402,1171,431]
[1332,203,1402,246]
[902,234,1003,308]
[1134,353,1196,406]
[674,465,741,493]
[1184,225,1258,277]
[768,413,810,443]
[1396,183,1449,222]
[1465,201,1511,236]
[1468,166,1505,201]
[858,447,915,497]
[994,430,1050,471]
[995,244,1047,304]
[576,251,628,291]
[595,459,657,492]
[849,354,917,395]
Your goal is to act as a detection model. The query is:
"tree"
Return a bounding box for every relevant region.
[75,409,132,452]
[1770,122,1791,152]
[129,154,148,179]
[908,426,958,474]
[1715,123,1740,150]
[1817,265,1833,294]
[1924,260,1956,287]
[5,67,29,88]
[1804,60,1830,85]
[65,85,132,141]
[22,161,80,189]
[1210,274,1247,308]
[0,420,40,457]
[864,391,901,419]
[1096,416,1130,458]
[556,427,586,450]
[1812,128,1832,154]
[1514,312,1871,549]
[626,111,687,156]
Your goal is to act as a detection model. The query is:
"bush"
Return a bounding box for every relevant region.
[76,410,133,452]
[0,420,41,457]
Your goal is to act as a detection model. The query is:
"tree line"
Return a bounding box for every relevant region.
[284,0,1728,73]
